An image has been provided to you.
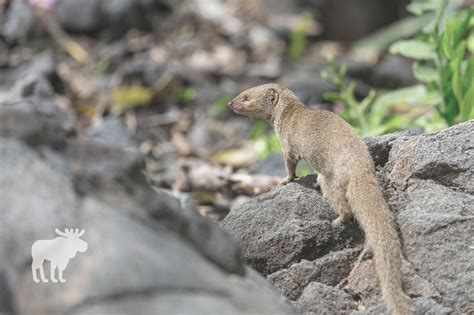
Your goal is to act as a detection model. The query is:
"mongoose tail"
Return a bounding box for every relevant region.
[348,173,412,315]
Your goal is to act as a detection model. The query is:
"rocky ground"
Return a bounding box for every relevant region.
[1,0,473,314]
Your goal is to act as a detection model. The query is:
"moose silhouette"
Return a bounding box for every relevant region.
[31,228,88,283]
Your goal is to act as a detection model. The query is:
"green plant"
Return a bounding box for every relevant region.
[208,95,231,117]
[389,0,474,125]
[249,121,282,158]
[289,13,312,61]
[321,56,415,137]
[178,86,196,104]
[321,56,375,136]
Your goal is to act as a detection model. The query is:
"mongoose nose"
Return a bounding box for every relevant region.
[228,100,234,108]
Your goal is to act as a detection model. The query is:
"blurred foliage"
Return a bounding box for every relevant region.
[321,56,415,137]
[209,95,231,117]
[296,164,313,178]
[322,0,473,137]
[95,58,109,74]
[178,86,197,104]
[250,121,282,158]
[352,14,433,59]
[289,13,312,61]
[389,0,474,125]
[112,86,153,112]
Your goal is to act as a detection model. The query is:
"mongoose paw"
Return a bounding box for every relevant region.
[331,217,344,227]
[33,278,40,283]
[59,278,66,283]
[281,176,296,185]
[51,278,58,283]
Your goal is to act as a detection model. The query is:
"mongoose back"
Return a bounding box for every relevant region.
[229,83,412,315]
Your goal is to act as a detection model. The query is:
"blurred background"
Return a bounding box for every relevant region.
[1,0,473,220]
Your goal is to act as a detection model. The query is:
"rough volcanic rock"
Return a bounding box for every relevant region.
[294,282,357,315]
[223,121,473,314]
[269,247,361,300]
[222,175,364,275]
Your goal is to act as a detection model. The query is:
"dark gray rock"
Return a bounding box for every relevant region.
[222,175,364,275]
[0,54,56,87]
[0,139,80,270]
[0,271,14,314]
[56,0,103,33]
[294,282,357,315]
[379,120,474,314]
[56,0,178,38]
[0,74,74,148]
[118,56,167,87]
[84,116,139,152]
[353,296,453,315]
[364,130,420,169]
[1,0,36,42]
[269,248,361,300]
[359,122,472,314]
[11,197,292,315]
[319,0,404,42]
[369,55,417,89]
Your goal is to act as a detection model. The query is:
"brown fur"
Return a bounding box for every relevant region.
[229,83,412,315]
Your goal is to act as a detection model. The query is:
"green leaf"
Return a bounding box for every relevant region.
[288,12,312,60]
[445,13,465,47]
[451,71,463,105]
[208,95,231,117]
[389,40,437,60]
[249,121,268,140]
[465,55,474,88]
[407,0,439,16]
[459,85,474,121]
[468,32,474,53]
[178,86,196,104]
[373,85,428,110]
[322,91,339,102]
[442,30,454,58]
[413,62,438,82]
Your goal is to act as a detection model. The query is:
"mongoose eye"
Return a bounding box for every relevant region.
[243,96,250,101]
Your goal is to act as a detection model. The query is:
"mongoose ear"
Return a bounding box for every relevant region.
[267,88,279,106]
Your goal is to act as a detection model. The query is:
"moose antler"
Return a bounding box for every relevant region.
[55,228,68,237]
[55,228,85,238]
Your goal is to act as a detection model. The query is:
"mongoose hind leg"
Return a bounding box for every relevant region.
[318,174,352,225]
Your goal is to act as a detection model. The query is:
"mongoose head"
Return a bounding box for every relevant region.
[228,83,286,121]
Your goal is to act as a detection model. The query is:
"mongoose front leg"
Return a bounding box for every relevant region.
[281,153,298,185]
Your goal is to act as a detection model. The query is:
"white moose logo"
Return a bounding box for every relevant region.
[31,229,88,283]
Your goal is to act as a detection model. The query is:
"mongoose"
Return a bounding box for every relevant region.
[228,83,412,315]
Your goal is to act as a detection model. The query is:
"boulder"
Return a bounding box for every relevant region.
[222,175,364,275]
[0,77,297,315]
[223,121,473,314]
